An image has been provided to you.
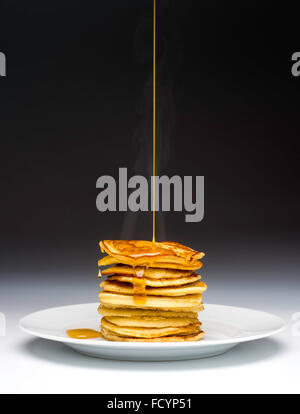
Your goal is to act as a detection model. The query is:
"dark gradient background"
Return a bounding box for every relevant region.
[0,1,299,290]
[1,1,300,394]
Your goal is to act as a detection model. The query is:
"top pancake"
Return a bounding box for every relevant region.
[99,240,204,269]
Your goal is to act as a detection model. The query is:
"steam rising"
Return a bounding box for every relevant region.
[121,1,183,241]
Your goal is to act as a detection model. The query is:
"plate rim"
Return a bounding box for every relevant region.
[19,302,286,348]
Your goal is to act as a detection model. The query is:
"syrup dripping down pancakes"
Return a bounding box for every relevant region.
[98,240,206,342]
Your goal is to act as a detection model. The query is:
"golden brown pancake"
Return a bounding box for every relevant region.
[107,274,201,287]
[105,315,199,328]
[98,256,202,270]
[101,265,195,279]
[101,317,201,338]
[98,305,201,319]
[100,240,204,261]
[99,240,204,268]
[100,280,207,297]
[99,291,203,311]
[101,327,205,342]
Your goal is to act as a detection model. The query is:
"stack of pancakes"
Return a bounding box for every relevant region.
[98,240,206,342]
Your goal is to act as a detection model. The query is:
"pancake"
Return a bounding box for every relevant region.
[101,317,201,338]
[99,291,203,311]
[101,328,205,342]
[98,256,202,270]
[104,315,199,328]
[107,274,201,287]
[100,240,205,266]
[98,305,201,318]
[101,265,196,279]
[100,280,207,297]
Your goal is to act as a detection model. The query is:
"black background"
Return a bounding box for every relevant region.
[0,1,299,280]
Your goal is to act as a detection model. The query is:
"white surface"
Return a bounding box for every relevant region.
[0,275,299,393]
[19,303,285,361]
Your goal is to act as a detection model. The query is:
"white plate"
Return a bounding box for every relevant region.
[19,303,285,361]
